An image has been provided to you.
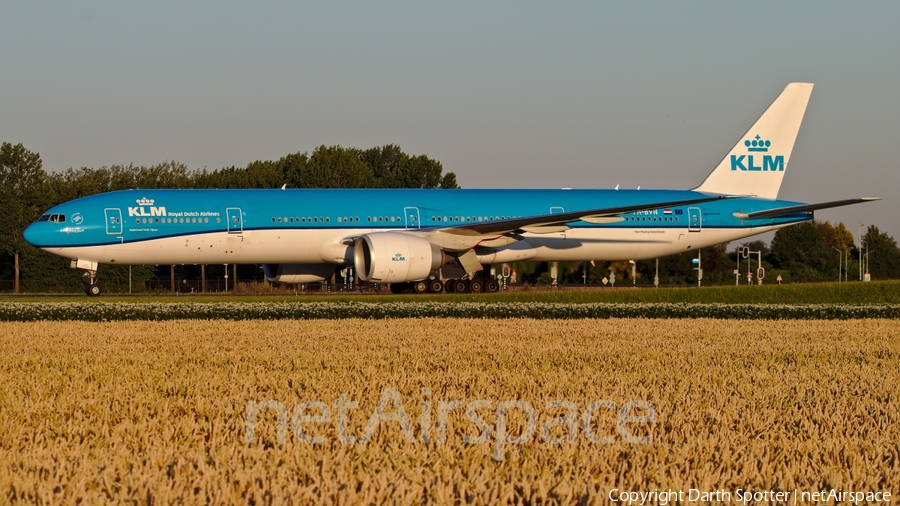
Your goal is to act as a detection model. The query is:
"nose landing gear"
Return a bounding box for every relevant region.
[72,259,102,297]
[83,271,102,297]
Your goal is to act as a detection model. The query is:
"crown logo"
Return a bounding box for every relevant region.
[136,197,155,206]
[744,135,770,152]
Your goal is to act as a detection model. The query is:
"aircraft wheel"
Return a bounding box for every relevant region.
[443,279,456,293]
[87,284,102,297]
[429,279,444,293]
[485,279,500,293]
[469,278,484,293]
[453,279,469,293]
[413,281,429,294]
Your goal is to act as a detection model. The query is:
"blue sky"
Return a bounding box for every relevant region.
[3,2,898,242]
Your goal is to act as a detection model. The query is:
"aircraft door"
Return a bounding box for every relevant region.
[226,207,243,233]
[550,206,565,214]
[104,208,123,235]
[688,207,702,232]
[404,207,421,229]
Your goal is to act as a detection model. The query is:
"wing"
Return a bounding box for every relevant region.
[436,194,734,236]
[732,198,880,220]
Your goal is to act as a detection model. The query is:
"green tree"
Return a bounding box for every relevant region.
[359,145,457,189]
[862,225,900,280]
[397,154,443,188]
[0,143,47,292]
[134,161,193,188]
[243,160,285,188]
[832,222,855,253]
[770,221,831,281]
[359,144,405,187]
[280,152,311,189]
[302,145,370,188]
[440,171,459,189]
[698,243,739,285]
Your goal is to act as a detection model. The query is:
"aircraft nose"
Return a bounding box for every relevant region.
[23,222,47,247]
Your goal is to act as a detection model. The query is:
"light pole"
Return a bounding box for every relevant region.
[858,223,864,281]
[865,249,875,279]
[830,246,841,283]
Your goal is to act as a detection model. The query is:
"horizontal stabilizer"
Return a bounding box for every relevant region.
[732,198,880,220]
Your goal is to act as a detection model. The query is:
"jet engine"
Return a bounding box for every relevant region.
[262,263,337,284]
[353,232,444,283]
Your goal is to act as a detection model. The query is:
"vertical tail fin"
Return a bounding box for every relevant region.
[694,82,813,199]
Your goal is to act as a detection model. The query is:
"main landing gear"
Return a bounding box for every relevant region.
[389,277,500,294]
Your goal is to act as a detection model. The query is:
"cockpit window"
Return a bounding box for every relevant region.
[38,214,66,223]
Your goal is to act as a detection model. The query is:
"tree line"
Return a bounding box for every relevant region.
[2,140,898,292]
[520,221,900,287]
[0,142,457,292]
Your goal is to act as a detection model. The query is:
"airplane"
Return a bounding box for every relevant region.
[24,82,879,296]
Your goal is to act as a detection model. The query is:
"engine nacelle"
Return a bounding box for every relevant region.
[262,263,337,284]
[354,232,443,283]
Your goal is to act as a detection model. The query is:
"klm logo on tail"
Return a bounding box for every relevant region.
[731,135,784,172]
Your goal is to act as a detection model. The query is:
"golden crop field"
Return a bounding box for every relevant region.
[1,319,898,504]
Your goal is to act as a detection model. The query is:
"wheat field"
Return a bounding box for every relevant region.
[1,319,898,504]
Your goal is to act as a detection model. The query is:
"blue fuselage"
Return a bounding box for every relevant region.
[25,188,808,267]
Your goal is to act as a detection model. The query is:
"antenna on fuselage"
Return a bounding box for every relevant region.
[281,184,286,190]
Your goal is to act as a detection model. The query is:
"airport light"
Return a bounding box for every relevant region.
[845,250,849,282]
[693,251,702,287]
[830,246,841,283]
[654,258,659,288]
[858,223,864,281]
